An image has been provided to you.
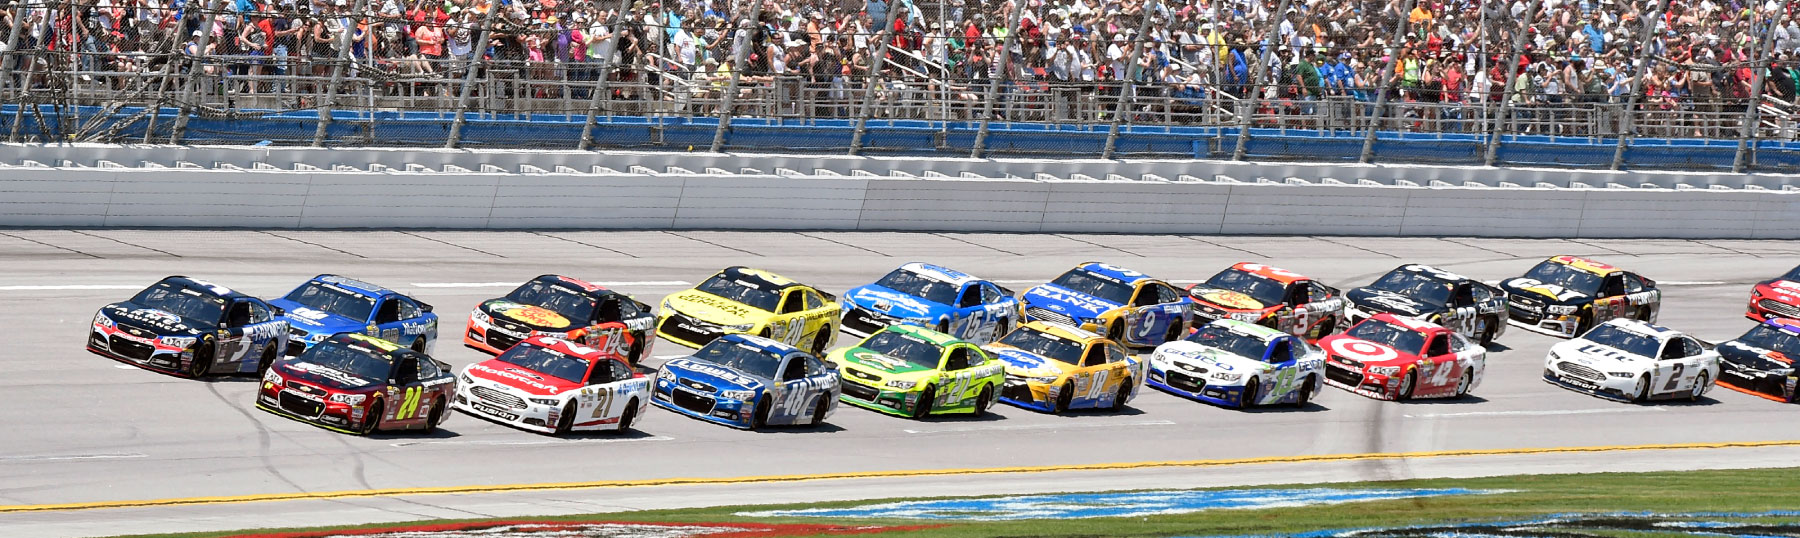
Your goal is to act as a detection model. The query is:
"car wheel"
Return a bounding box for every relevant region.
[811,329,831,356]
[1294,374,1316,407]
[1453,369,1473,399]
[1632,374,1651,403]
[1397,370,1417,401]
[616,399,637,433]
[1688,372,1708,402]
[994,319,1011,341]
[555,401,577,435]
[188,337,216,377]
[1241,377,1260,409]
[411,337,427,353]
[1107,320,1124,343]
[934,319,950,334]
[1164,323,1182,345]
[424,397,445,433]
[360,399,384,435]
[974,385,993,416]
[912,385,936,419]
[1575,311,1594,337]
[1055,381,1074,414]
[809,397,829,427]
[1109,379,1130,412]
[752,397,772,429]
[255,346,276,378]
[1478,317,1496,346]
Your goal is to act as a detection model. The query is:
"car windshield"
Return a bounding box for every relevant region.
[496,343,591,384]
[691,339,784,379]
[505,281,597,323]
[282,281,377,321]
[996,327,1086,366]
[1201,269,1287,306]
[1049,269,1135,305]
[1736,325,1800,356]
[297,340,393,387]
[130,282,228,324]
[1783,265,1800,281]
[873,268,959,305]
[1366,270,1453,306]
[1344,320,1428,355]
[1521,261,1603,296]
[859,331,946,369]
[695,274,783,312]
[1582,325,1662,358]
[1184,324,1272,361]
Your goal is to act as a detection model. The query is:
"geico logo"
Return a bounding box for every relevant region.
[472,364,560,392]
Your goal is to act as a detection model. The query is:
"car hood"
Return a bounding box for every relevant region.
[1346,288,1440,317]
[1320,335,1421,366]
[103,303,211,336]
[1757,280,1800,303]
[664,291,763,326]
[1187,286,1276,313]
[1022,284,1119,320]
[1499,279,1592,305]
[1551,340,1650,368]
[830,347,937,380]
[846,285,945,320]
[274,359,383,391]
[479,299,580,332]
[464,361,582,396]
[984,346,1076,378]
[1717,340,1797,374]
[271,301,363,332]
[1153,340,1268,374]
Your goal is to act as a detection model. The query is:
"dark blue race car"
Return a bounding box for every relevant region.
[840,262,1022,344]
[88,276,290,377]
[1020,262,1193,348]
[652,333,840,430]
[270,274,438,356]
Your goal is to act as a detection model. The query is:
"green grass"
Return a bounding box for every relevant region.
[118,467,1800,538]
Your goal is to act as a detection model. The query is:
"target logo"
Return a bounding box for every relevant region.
[1329,339,1398,362]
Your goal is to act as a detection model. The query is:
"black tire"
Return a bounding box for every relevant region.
[912,385,936,419]
[1107,320,1124,343]
[1637,306,1653,322]
[255,346,276,378]
[1478,317,1496,346]
[424,397,445,433]
[1453,369,1473,399]
[1164,323,1182,345]
[935,319,949,334]
[1397,370,1417,401]
[554,401,576,435]
[1631,374,1651,403]
[411,336,428,353]
[1109,379,1131,412]
[809,397,829,427]
[752,397,772,429]
[1055,381,1074,414]
[1688,372,1708,403]
[188,337,216,377]
[1574,311,1594,337]
[994,319,1011,342]
[974,385,993,416]
[811,329,831,356]
[617,399,637,433]
[360,400,384,435]
[1241,377,1260,409]
[1294,374,1316,407]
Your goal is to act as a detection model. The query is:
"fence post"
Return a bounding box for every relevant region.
[577,0,631,151]
[444,3,502,149]
[846,0,904,156]
[0,0,34,140]
[1733,9,1786,173]
[1482,0,1538,166]
[1356,0,1418,164]
[969,2,1023,159]
[1102,0,1161,160]
[1608,0,1670,171]
[708,0,765,153]
[139,2,202,144]
[169,0,225,144]
[1230,0,1292,161]
[311,0,370,147]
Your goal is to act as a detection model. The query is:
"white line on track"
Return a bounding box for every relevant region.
[1658,281,1728,286]
[991,279,1201,285]
[0,284,142,291]
[1403,407,1667,419]
[389,436,673,447]
[0,453,147,462]
[903,419,1175,435]
[410,281,691,288]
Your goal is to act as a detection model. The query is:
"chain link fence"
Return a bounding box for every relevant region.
[2,0,1798,171]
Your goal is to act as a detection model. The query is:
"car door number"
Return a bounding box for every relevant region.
[776,383,810,417]
[587,386,615,419]
[1083,369,1111,400]
[395,386,423,420]
[1662,362,1686,392]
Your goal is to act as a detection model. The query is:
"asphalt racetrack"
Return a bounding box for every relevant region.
[2,231,1799,537]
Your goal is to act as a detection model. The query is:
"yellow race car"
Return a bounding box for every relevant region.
[982,321,1143,413]
[829,325,1006,418]
[657,266,840,354]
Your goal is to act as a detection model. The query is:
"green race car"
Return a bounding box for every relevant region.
[828,325,1006,418]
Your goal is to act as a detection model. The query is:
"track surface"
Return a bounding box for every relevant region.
[2,231,1798,536]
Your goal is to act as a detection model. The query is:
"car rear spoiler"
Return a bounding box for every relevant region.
[997,285,1017,298]
[818,290,838,303]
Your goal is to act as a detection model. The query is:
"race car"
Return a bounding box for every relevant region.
[455,336,652,434]
[1501,256,1660,338]
[1345,264,1508,345]
[256,333,456,434]
[982,321,1141,413]
[271,275,438,356]
[465,275,656,364]
[88,276,290,378]
[1543,319,1718,403]
[1186,262,1346,339]
[1747,264,1800,321]
[829,325,1006,418]
[1020,262,1193,348]
[1147,319,1325,408]
[1716,318,1800,403]
[1319,313,1486,401]
[651,334,840,429]
[840,262,1022,344]
[657,267,841,354]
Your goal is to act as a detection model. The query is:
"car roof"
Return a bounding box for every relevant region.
[1228,262,1309,284]
[720,266,807,292]
[520,335,628,364]
[155,276,253,301]
[1546,255,1623,276]
[1074,262,1153,285]
[721,333,806,356]
[533,274,623,298]
[1210,319,1289,341]
[1019,320,1103,342]
[1396,264,1475,283]
[1599,318,1680,339]
[898,262,980,286]
[1367,313,1453,336]
[883,324,962,347]
[327,333,406,359]
[310,274,396,297]
[1764,318,1800,334]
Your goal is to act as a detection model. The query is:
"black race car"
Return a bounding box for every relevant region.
[1344,264,1508,345]
[88,276,290,377]
[1716,318,1800,403]
[258,333,456,434]
[1499,255,1660,338]
[463,275,657,364]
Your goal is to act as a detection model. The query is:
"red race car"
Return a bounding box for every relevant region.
[1186,262,1346,339]
[465,275,657,364]
[1319,313,1487,401]
[257,333,456,435]
[1748,265,1800,321]
[454,336,653,435]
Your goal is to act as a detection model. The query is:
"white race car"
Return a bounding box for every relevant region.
[1147,319,1325,408]
[1544,319,1719,403]
[455,335,652,434]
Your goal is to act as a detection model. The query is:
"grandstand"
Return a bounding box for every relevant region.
[1,0,1798,170]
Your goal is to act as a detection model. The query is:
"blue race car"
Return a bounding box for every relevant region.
[87,276,290,377]
[269,275,438,356]
[1021,262,1194,348]
[652,333,840,430]
[841,262,1023,344]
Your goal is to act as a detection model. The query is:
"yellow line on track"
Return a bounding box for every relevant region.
[5,439,1799,514]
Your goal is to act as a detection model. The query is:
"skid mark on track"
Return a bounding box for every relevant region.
[397,232,507,258]
[530,232,639,258]
[70,230,182,257]
[259,231,367,259]
[796,232,889,257]
[8,439,1800,514]
[1438,238,1524,258]
[1311,237,1400,259]
[930,233,1022,256]
[1172,235,1268,258]
[1055,234,1146,257]
[1689,240,1763,258]
[1568,239,1632,256]
[664,232,761,256]
[0,231,102,258]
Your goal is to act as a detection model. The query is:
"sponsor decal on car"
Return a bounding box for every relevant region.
[739,488,1498,520]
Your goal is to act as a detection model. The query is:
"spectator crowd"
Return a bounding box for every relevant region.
[2,0,1799,136]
